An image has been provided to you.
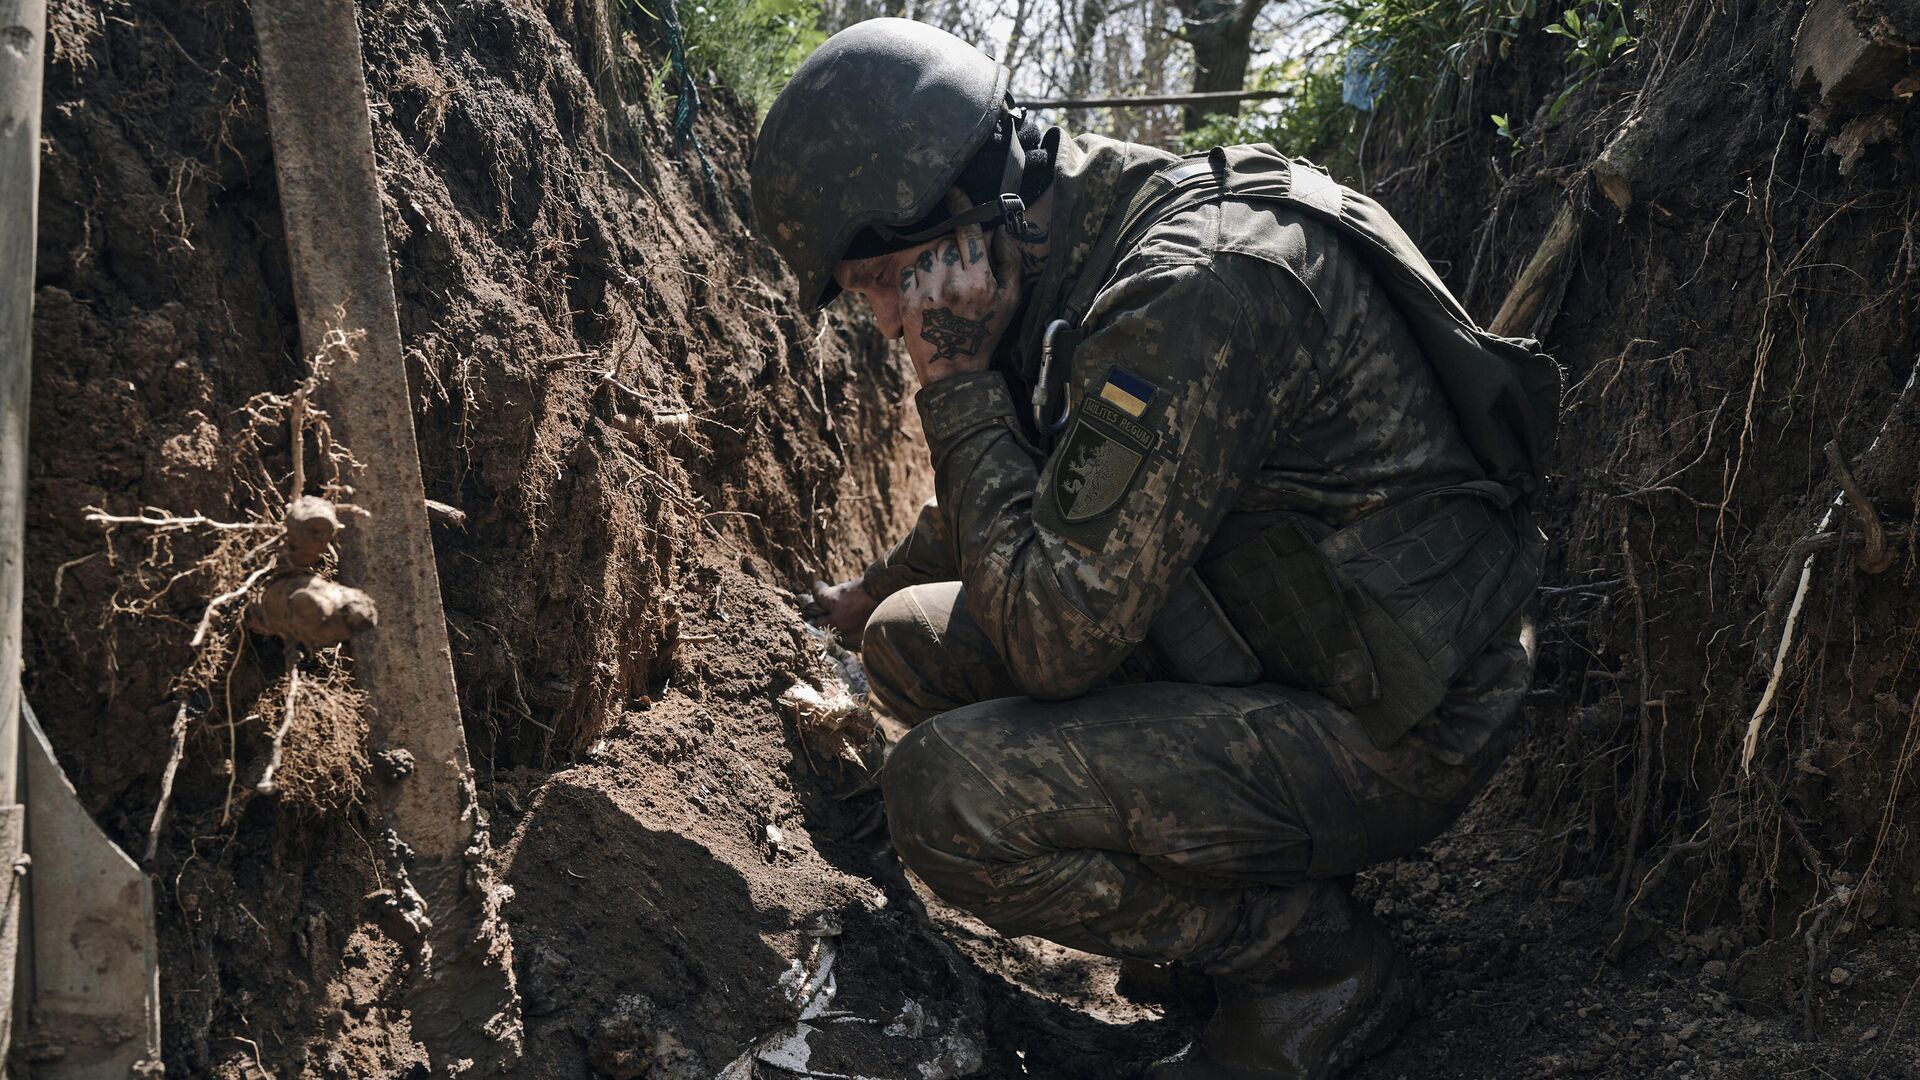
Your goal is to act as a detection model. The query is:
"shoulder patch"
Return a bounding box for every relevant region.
[1052,394,1157,523]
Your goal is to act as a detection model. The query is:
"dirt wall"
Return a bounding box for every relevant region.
[23,1,926,1072]
[1353,0,1920,951]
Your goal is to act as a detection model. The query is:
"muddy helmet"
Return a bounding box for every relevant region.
[751,18,1022,311]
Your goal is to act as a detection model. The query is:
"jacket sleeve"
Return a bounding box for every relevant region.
[860,497,956,601]
[914,257,1306,698]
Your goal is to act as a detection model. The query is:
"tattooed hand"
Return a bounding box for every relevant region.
[897,188,1024,385]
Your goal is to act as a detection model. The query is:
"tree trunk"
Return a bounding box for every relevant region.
[1175,0,1269,130]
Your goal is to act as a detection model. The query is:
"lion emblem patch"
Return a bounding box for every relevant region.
[1051,393,1156,523]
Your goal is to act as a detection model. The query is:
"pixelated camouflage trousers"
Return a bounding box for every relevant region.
[866,581,1532,975]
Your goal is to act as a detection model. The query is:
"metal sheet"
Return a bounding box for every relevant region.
[20,701,161,1077]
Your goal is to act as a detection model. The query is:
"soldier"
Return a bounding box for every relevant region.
[751,18,1553,1079]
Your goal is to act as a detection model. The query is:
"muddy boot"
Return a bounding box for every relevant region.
[1145,887,1415,1080]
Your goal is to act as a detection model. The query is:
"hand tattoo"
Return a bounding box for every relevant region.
[920,307,990,361]
[941,239,962,267]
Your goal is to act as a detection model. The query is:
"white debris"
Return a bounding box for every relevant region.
[914,1033,984,1080]
[800,621,870,697]
[780,679,861,734]
[755,1024,818,1071]
[777,918,840,1020]
[884,998,926,1039]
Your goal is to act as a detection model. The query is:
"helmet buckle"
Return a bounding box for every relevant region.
[998,192,1029,234]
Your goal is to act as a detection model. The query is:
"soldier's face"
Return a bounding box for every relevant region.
[834,242,938,339]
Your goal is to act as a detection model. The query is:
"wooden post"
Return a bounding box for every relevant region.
[1,0,47,1060]
[249,0,521,1069]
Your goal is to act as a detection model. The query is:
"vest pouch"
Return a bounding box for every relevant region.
[1194,517,1387,717]
[1194,493,1536,750]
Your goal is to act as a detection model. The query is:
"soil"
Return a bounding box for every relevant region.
[17,0,1920,1078]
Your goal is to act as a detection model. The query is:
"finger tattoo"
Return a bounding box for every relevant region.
[920,307,990,361]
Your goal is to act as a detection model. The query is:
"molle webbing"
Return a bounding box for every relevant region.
[1195,492,1541,749]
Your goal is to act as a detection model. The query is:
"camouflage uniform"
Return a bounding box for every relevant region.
[861,133,1535,975]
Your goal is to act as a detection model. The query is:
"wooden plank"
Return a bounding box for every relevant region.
[1795,0,1913,108]
[2,0,44,809]
[2,0,45,1062]
[249,0,520,1068]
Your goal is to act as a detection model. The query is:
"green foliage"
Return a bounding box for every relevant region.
[1189,0,1639,180]
[1327,0,1541,122]
[610,0,824,113]
[682,0,824,109]
[1490,112,1522,155]
[1181,57,1359,173]
[1543,4,1634,70]
[1541,3,1636,120]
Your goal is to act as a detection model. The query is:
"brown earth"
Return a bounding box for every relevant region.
[18,0,1920,1077]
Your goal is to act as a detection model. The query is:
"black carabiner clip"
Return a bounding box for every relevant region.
[1033,319,1076,433]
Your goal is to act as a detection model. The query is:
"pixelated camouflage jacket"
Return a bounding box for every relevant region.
[860,132,1487,698]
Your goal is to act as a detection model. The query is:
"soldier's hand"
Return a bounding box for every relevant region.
[899,188,1024,385]
[810,578,878,639]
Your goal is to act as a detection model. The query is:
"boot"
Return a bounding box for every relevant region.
[1145,888,1415,1079]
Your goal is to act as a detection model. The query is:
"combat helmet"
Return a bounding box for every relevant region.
[751,19,1027,311]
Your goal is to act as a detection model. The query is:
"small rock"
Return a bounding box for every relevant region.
[1830,966,1851,985]
[1700,960,1728,980]
[589,995,659,1080]
[524,944,571,1017]
[375,749,416,782]
[1859,1026,1880,1042]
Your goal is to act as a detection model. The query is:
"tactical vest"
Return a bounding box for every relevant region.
[1041,144,1561,749]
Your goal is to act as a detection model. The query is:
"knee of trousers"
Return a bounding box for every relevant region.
[880,712,1066,929]
[860,588,942,722]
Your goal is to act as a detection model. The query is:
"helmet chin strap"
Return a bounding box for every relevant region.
[872,105,1030,245]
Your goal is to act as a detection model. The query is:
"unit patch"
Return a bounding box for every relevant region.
[1053,392,1157,523]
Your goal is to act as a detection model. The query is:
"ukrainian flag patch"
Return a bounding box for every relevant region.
[1097,366,1157,417]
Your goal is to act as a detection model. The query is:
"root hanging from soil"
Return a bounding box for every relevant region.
[82,325,378,851]
[247,648,369,813]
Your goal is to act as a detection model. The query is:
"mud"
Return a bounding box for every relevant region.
[19,0,1920,1077]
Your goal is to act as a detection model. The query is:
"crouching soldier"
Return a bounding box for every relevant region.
[750,18,1558,1078]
